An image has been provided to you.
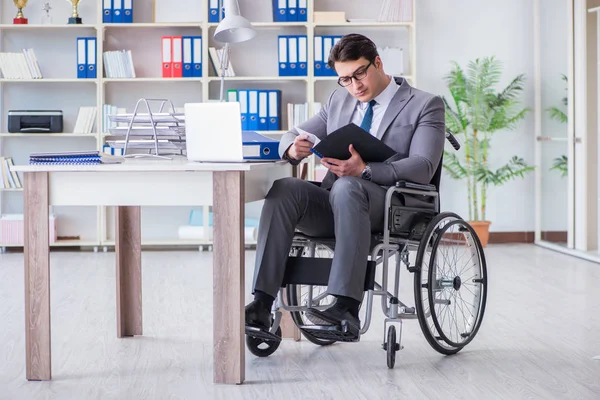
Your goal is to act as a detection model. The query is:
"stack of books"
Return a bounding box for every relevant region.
[73,107,97,134]
[0,49,43,79]
[103,50,136,78]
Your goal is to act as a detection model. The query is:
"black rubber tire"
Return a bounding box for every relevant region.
[246,327,282,357]
[427,219,487,348]
[386,325,397,369]
[287,284,337,346]
[414,212,463,356]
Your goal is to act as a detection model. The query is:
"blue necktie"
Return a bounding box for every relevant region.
[360,100,377,133]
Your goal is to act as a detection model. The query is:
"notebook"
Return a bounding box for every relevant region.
[309,123,397,162]
[29,151,124,165]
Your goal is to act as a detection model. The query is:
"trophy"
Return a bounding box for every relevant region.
[41,2,53,25]
[66,0,83,24]
[13,0,29,24]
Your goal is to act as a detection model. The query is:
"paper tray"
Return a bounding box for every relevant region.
[108,126,185,136]
[108,113,185,124]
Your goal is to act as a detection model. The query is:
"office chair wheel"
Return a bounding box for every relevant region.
[246,326,282,357]
[386,325,398,369]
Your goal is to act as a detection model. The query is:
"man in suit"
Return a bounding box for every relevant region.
[245,33,446,340]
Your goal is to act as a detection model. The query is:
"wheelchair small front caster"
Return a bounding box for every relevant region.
[386,325,399,369]
[246,326,282,357]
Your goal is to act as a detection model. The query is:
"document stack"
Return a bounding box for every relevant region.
[162,36,202,78]
[208,47,234,77]
[29,151,124,165]
[287,102,322,130]
[0,49,43,79]
[105,98,186,159]
[102,0,134,23]
[77,37,97,79]
[226,89,282,131]
[73,107,97,134]
[278,35,308,77]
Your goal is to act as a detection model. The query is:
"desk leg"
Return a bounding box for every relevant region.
[115,206,142,338]
[24,172,51,381]
[213,171,244,384]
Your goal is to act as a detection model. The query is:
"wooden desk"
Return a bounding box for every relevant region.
[11,157,292,384]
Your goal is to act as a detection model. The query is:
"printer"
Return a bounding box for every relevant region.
[8,110,63,133]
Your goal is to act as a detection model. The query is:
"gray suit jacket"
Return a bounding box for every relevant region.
[279,77,446,204]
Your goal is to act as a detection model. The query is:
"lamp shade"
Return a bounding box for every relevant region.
[213,0,257,44]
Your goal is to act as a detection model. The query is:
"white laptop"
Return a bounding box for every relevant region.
[185,102,245,162]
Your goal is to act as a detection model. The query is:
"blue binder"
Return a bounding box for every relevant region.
[267,90,281,131]
[182,36,194,77]
[103,0,113,23]
[86,37,97,79]
[76,37,87,79]
[242,131,281,160]
[123,0,133,23]
[272,0,287,22]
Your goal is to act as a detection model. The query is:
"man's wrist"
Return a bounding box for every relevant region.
[360,163,372,181]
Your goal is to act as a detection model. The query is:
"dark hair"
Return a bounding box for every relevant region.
[327,34,379,70]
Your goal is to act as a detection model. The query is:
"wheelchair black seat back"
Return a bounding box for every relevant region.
[245,131,488,369]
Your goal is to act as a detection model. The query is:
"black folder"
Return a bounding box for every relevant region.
[310,123,397,162]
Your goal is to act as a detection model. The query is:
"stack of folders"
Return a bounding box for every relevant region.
[103,50,136,78]
[0,49,43,79]
[208,47,234,77]
[378,0,413,22]
[287,102,322,130]
[226,89,282,131]
[314,36,342,77]
[0,157,22,189]
[76,37,97,79]
[162,36,202,78]
[102,0,134,23]
[278,35,308,77]
[271,0,308,22]
[29,151,124,165]
[73,107,97,134]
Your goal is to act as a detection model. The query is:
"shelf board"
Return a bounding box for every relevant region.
[313,21,413,27]
[0,78,97,83]
[0,133,97,137]
[0,240,99,247]
[0,24,97,30]
[102,23,202,28]
[103,77,203,83]
[207,76,308,82]
[208,22,308,28]
[0,188,23,192]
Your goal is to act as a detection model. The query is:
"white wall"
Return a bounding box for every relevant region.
[415,0,538,232]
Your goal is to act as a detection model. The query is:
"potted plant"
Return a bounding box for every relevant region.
[442,56,534,246]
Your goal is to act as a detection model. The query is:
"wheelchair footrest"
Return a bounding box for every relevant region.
[298,322,361,343]
[245,325,282,343]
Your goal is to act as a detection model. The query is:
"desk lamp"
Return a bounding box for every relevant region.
[213,0,257,101]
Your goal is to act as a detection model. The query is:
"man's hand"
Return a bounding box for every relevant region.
[321,144,366,178]
[286,134,314,160]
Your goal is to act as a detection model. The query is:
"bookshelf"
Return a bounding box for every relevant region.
[0,0,415,251]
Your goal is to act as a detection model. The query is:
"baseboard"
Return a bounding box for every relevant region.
[489,231,567,244]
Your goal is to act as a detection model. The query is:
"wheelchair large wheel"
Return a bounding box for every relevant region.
[426,218,487,348]
[286,242,338,346]
[414,212,463,355]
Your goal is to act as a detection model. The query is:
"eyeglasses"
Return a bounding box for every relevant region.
[337,61,373,87]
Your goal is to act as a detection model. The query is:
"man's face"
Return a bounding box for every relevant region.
[334,57,380,102]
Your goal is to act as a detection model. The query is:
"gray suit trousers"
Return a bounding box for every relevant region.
[252,176,390,302]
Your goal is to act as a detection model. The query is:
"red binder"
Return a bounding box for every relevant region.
[172,36,183,78]
[162,36,172,78]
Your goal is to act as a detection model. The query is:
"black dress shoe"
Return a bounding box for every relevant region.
[245,300,272,331]
[305,303,361,333]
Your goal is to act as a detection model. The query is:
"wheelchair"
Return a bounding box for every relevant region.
[245,131,488,369]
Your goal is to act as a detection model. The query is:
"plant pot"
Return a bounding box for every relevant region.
[468,220,491,247]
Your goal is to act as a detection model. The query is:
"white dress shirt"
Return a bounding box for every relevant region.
[350,76,400,136]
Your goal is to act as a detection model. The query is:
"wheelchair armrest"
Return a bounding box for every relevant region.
[395,180,437,192]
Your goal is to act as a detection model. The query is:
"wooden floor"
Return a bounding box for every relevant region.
[1,244,600,400]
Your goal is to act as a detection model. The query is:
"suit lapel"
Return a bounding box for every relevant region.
[376,77,413,140]
[338,92,358,128]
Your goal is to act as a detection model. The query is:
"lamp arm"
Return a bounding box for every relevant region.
[219,43,230,102]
